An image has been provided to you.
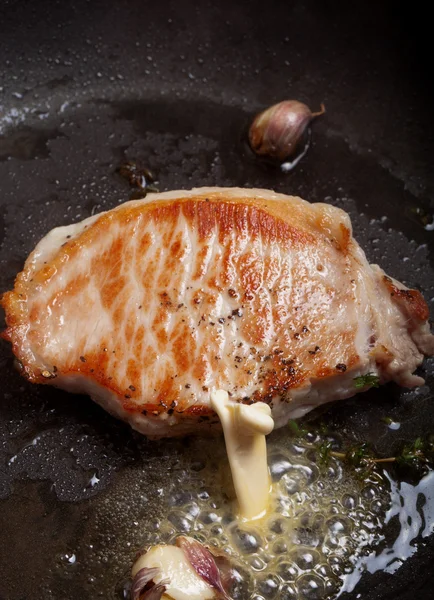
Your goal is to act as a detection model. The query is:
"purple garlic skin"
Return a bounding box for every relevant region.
[131,567,166,600]
[176,536,232,599]
[248,100,325,162]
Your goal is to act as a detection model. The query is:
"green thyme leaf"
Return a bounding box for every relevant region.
[345,443,371,468]
[288,419,308,437]
[288,420,300,435]
[414,437,424,451]
[353,373,380,389]
[318,440,333,465]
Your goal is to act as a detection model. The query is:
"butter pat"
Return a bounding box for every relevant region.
[210,390,274,521]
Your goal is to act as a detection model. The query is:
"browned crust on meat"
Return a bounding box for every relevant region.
[0,329,11,342]
[383,276,429,322]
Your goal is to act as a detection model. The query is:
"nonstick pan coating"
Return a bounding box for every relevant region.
[1,1,434,599]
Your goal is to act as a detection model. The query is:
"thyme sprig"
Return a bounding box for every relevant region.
[288,420,434,478]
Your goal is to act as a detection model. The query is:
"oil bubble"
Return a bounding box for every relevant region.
[278,561,299,581]
[167,512,192,532]
[289,548,320,570]
[341,493,358,510]
[231,527,263,554]
[273,538,288,554]
[257,574,280,598]
[284,476,302,495]
[361,485,376,501]
[280,582,297,599]
[268,518,287,534]
[297,573,325,600]
[210,524,224,536]
[269,454,292,481]
[250,556,267,571]
[199,510,221,524]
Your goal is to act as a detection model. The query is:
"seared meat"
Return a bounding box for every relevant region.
[2,188,433,437]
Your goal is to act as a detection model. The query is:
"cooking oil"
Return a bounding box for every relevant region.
[72,425,433,600]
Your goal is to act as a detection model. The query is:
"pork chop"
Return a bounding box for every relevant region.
[2,188,433,437]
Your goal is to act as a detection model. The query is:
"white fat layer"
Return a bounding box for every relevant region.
[29,212,102,272]
[132,545,215,600]
[211,390,274,521]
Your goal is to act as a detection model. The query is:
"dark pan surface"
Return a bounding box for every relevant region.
[1,1,434,599]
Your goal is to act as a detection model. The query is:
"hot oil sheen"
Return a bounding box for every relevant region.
[75,426,434,600]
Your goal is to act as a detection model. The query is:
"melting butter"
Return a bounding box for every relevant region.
[210,390,274,521]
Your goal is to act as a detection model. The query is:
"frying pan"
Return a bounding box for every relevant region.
[1,1,434,598]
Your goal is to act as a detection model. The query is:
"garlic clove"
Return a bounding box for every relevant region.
[131,544,217,600]
[248,100,325,163]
